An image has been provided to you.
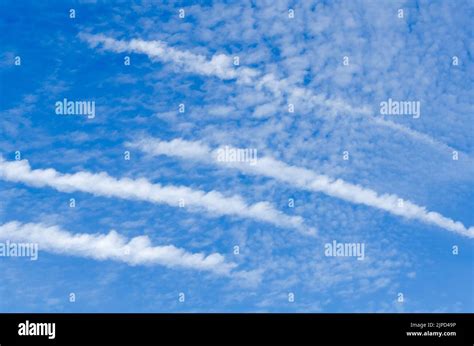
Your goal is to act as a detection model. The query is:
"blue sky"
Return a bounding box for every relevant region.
[0,0,473,312]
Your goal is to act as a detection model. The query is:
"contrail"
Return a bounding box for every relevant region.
[78,32,466,156]
[0,157,313,233]
[129,137,474,238]
[0,221,236,275]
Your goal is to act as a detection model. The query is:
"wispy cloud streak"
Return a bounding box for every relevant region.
[0,158,309,232]
[78,32,251,80]
[78,33,369,116]
[129,137,474,238]
[0,221,237,275]
[79,32,464,154]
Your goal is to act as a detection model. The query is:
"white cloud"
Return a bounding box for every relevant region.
[79,32,466,155]
[208,105,236,117]
[79,33,240,80]
[79,33,370,118]
[373,117,465,155]
[0,157,309,233]
[129,137,474,238]
[253,102,282,118]
[0,221,236,275]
